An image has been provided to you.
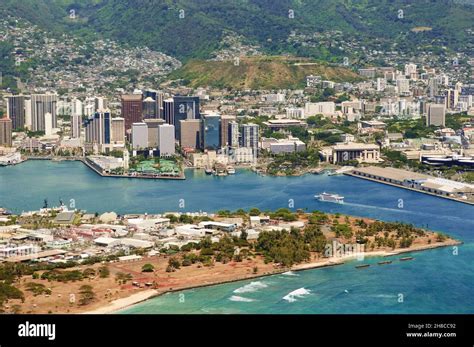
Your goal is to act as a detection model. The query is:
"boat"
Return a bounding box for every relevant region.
[315,192,344,204]
[205,168,213,175]
[377,260,392,265]
[226,166,236,174]
[399,256,414,261]
[355,264,370,269]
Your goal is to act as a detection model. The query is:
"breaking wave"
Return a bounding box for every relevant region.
[283,288,312,302]
[233,281,268,294]
[229,295,256,302]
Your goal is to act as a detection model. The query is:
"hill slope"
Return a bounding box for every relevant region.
[169,57,361,90]
[0,0,473,61]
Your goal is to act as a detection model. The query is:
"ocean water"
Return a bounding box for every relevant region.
[1,160,473,313]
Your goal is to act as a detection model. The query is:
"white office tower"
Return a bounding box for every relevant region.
[131,122,148,150]
[229,121,240,148]
[31,94,58,132]
[158,124,175,157]
[44,112,53,136]
[71,114,82,139]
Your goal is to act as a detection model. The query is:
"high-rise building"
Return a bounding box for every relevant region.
[426,104,446,127]
[144,90,164,118]
[31,94,58,132]
[220,115,236,147]
[242,123,259,157]
[173,96,200,139]
[6,95,25,130]
[0,118,13,147]
[71,98,83,116]
[428,78,439,98]
[158,124,175,157]
[201,113,220,150]
[131,122,148,150]
[404,63,417,78]
[24,97,32,129]
[121,94,143,131]
[446,89,459,110]
[180,119,201,149]
[110,117,125,144]
[143,96,157,119]
[44,112,53,136]
[83,97,105,117]
[396,78,410,96]
[163,98,174,125]
[84,110,111,148]
[144,118,165,148]
[228,121,240,148]
[71,114,82,139]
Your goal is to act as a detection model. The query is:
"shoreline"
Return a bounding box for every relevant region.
[84,238,461,314]
[345,171,474,206]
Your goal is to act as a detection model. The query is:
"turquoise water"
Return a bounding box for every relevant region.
[1,160,473,313]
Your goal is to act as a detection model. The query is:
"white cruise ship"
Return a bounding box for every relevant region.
[315,192,344,204]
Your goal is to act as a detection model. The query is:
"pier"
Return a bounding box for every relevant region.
[346,166,474,206]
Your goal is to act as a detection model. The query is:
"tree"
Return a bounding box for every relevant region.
[249,208,261,216]
[141,264,155,272]
[78,285,95,306]
[168,257,181,270]
[98,266,110,278]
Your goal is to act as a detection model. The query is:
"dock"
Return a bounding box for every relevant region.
[345,166,474,206]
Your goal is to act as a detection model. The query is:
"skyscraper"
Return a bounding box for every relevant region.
[446,89,459,110]
[71,114,82,139]
[84,110,111,148]
[163,98,174,125]
[158,124,175,157]
[143,96,157,119]
[131,122,148,150]
[143,90,163,118]
[0,118,12,147]
[6,95,25,130]
[144,118,165,148]
[121,94,143,131]
[201,113,221,150]
[220,115,236,147]
[228,121,240,148]
[110,117,126,144]
[173,96,200,139]
[242,123,259,157]
[44,112,53,136]
[31,94,58,132]
[180,119,201,149]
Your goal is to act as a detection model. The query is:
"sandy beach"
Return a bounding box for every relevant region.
[83,238,460,314]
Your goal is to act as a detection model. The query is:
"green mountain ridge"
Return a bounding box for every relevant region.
[169,56,361,90]
[0,0,473,61]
